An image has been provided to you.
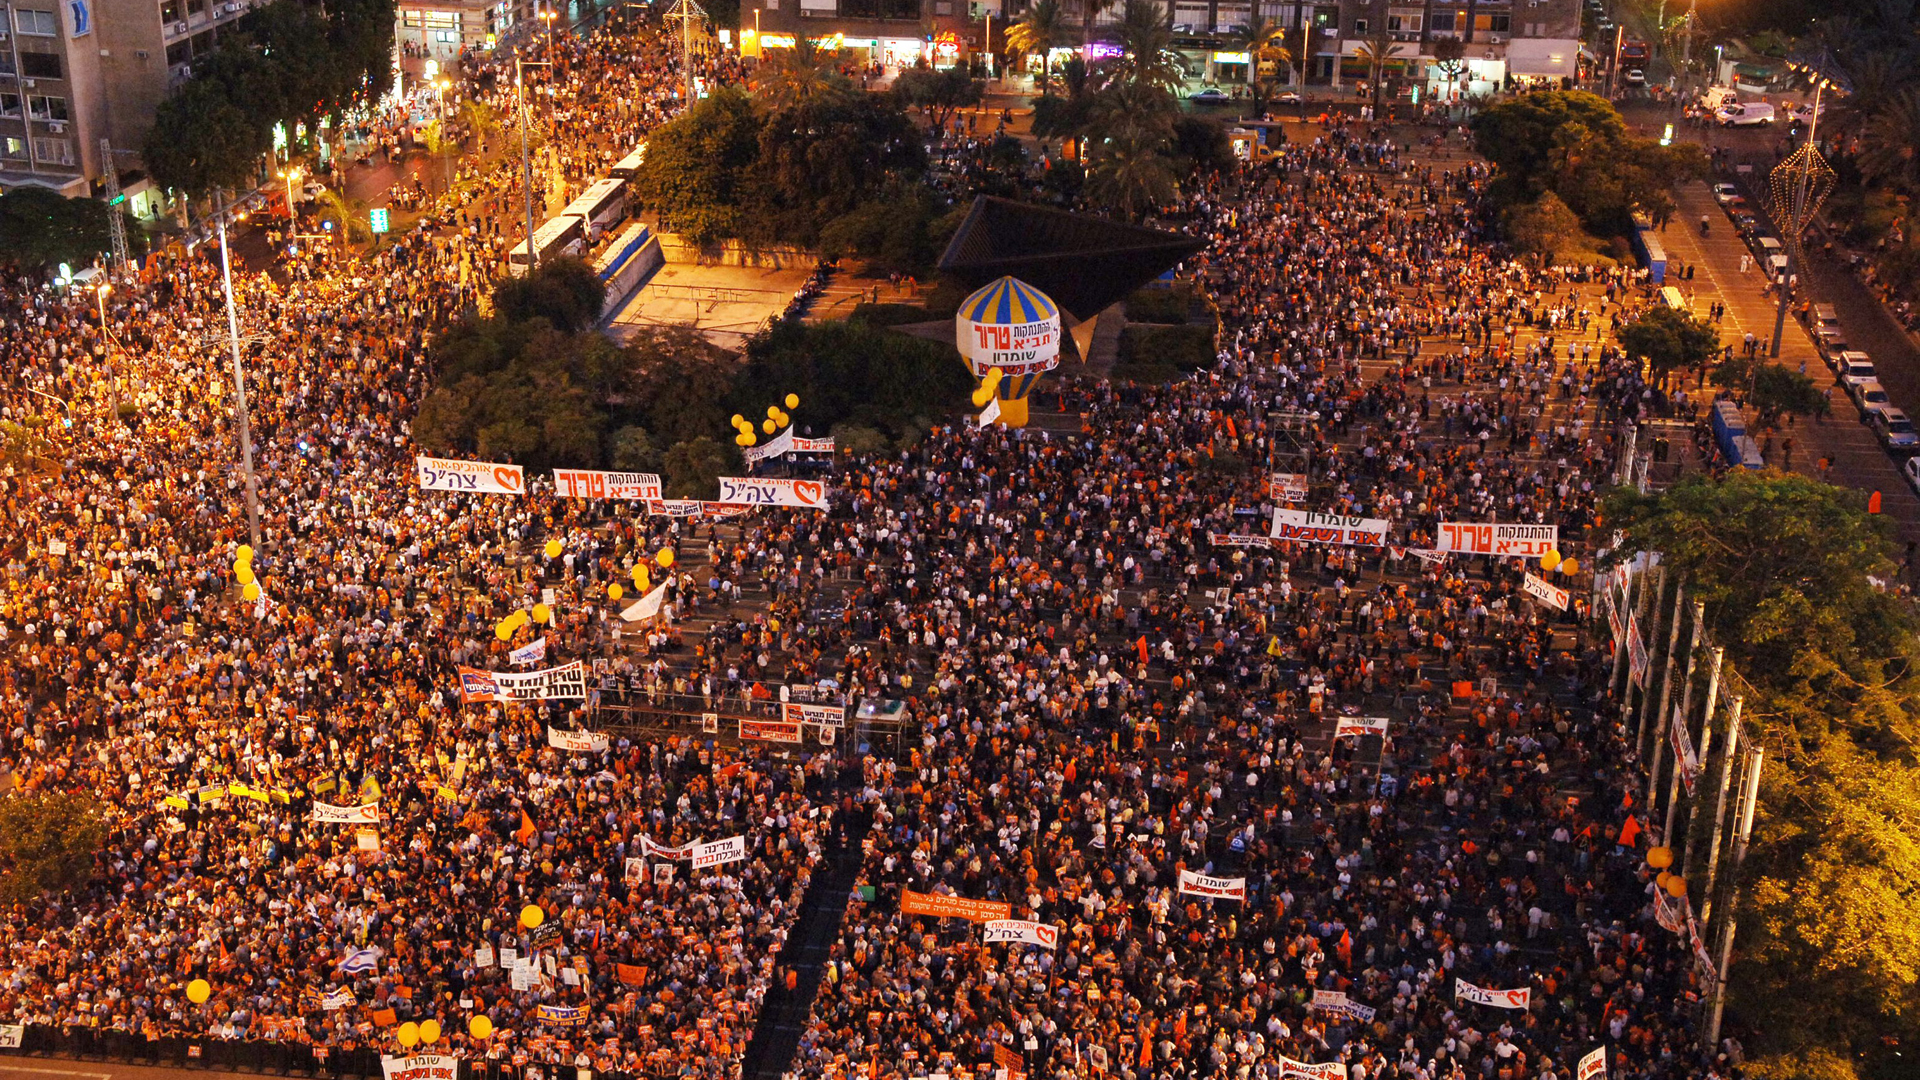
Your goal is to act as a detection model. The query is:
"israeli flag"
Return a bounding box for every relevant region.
[336,947,381,975]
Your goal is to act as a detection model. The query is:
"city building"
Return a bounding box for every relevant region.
[1331,0,1583,98]
[1,0,258,212]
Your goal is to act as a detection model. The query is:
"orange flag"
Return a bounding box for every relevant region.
[515,808,537,843]
[1617,815,1642,848]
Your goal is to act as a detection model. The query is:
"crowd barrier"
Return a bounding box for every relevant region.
[0,1024,648,1080]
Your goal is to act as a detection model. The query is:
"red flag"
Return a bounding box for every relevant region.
[1617,815,1642,848]
[515,808,537,843]
[1135,636,1150,666]
[1226,417,1238,438]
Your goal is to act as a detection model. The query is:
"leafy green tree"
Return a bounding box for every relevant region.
[1473,90,1627,194]
[144,79,269,197]
[1006,0,1071,96]
[628,86,764,244]
[1501,191,1596,265]
[1859,87,1920,199]
[491,257,606,333]
[1616,304,1720,384]
[1753,363,1827,417]
[732,319,970,437]
[1431,36,1468,105]
[662,435,737,499]
[819,186,956,276]
[0,188,143,272]
[753,36,854,109]
[0,791,106,903]
[753,92,927,246]
[1171,115,1235,174]
[629,327,738,445]
[893,63,984,131]
[609,425,663,472]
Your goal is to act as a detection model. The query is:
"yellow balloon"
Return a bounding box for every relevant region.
[1559,558,1579,576]
[1540,549,1562,571]
[1664,875,1688,898]
[1646,846,1674,870]
[607,583,624,601]
[634,568,651,592]
[972,389,993,407]
[763,419,776,434]
[496,621,513,641]
[509,610,530,628]
[784,394,799,409]
[242,582,261,602]
[520,904,545,929]
[186,979,211,1004]
[236,545,254,564]
[766,405,781,420]
[730,414,746,429]
[469,1015,493,1040]
[986,367,1004,388]
[398,1021,419,1049]
[741,432,757,447]
[544,539,563,558]
[735,433,750,446]
[531,603,551,624]
[656,548,675,568]
[235,561,256,585]
[419,1019,441,1045]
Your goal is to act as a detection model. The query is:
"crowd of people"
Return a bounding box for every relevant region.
[0,13,1734,1080]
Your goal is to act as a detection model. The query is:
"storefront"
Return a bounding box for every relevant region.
[1209,49,1249,85]
[1506,38,1576,90]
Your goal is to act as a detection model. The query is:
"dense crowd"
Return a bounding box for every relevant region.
[0,15,1730,1080]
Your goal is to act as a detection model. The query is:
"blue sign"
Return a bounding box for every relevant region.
[369,208,390,234]
[68,0,90,36]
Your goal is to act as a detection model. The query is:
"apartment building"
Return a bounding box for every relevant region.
[0,0,257,210]
[1332,0,1583,96]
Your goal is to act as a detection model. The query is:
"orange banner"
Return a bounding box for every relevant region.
[901,888,1012,923]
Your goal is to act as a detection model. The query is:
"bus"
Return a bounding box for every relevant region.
[562,178,629,237]
[507,214,586,277]
[608,144,649,181]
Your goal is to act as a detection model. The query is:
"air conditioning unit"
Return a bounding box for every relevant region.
[49,121,64,133]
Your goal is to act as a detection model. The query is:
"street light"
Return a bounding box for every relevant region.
[514,58,554,271]
[212,193,265,554]
[94,281,116,415]
[540,5,559,59]
[278,166,302,227]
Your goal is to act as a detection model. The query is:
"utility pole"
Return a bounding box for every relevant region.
[213,191,264,554]
[1697,694,1743,926]
[1705,743,1764,1046]
[514,58,553,271]
[1680,645,1724,870]
[99,138,130,269]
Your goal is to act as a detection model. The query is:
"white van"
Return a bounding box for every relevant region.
[1717,102,1776,127]
[1699,86,1738,110]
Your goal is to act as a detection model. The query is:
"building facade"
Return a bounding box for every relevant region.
[1331,0,1583,97]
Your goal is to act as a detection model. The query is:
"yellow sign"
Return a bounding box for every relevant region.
[1212,51,1250,63]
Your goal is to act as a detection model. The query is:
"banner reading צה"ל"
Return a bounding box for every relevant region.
[380,1054,459,1080]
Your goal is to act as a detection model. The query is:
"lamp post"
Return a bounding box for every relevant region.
[1768,78,1831,358]
[213,193,265,554]
[94,281,116,415]
[278,166,302,229]
[514,58,554,272]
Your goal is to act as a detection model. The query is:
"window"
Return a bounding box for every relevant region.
[186,0,206,15]
[434,28,458,41]
[28,95,69,121]
[1474,12,1509,32]
[161,0,182,20]
[1351,16,1366,33]
[0,53,12,74]
[0,93,18,116]
[1,136,26,159]
[166,39,192,64]
[20,51,63,78]
[33,136,73,164]
[13,8,58,34]
[1386,12,1419,32]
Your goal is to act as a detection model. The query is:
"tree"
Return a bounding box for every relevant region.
[1752,363,1827,417]
[752,36,855,109]
[0,188,142,273]
[661,435,736,499]
[732,319,970,438]
[1355,17,1406,118]
[1473,90,1707,232]
[1616,305,1720,384]
[1229,13,1288,116]
[628,85,763,245]
[1601,472,1920,1073]
[1431,37,1468,107]
[894,63,984,131]
[1099,0,1184,94]
[1171,115,1235,174]
[143,78,269,197]
[630,327,739,446]
[1859,87,1920,199]
[1501,191,1588,265]
[0,791,106,903]
[491,257,607,334]
[1472,91,1627,194]
[1086,127,1181,220]
[1007,0,1071,96]
[609,425,663,472]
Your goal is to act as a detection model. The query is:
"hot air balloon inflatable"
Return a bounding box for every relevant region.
[955,276,1061,429]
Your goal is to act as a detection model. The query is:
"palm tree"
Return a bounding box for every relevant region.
[1086,126,1178,220]
[1230,13,1289,116]
[753,37,853,107]
[1007,0,1071,96]
[461,99,500,145]
[1354,18,1405,119]
[1101,0,1183,94]
[1081,0,1117,51]
[1859,88,1920,198]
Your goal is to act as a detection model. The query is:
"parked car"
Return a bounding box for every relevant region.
[1904,455,1920,494]
[1851,378,1891,418]
[1276,91,1302,105]
[1815,328,1852,362]
[1624,68,1647,86]
[1189,87,1232,103]
[1711,183,1739,204]
[1717,102,1777,126]
[1835,351,1876,388]
[1810,303,1840,329]
[1872,408,1920,453]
